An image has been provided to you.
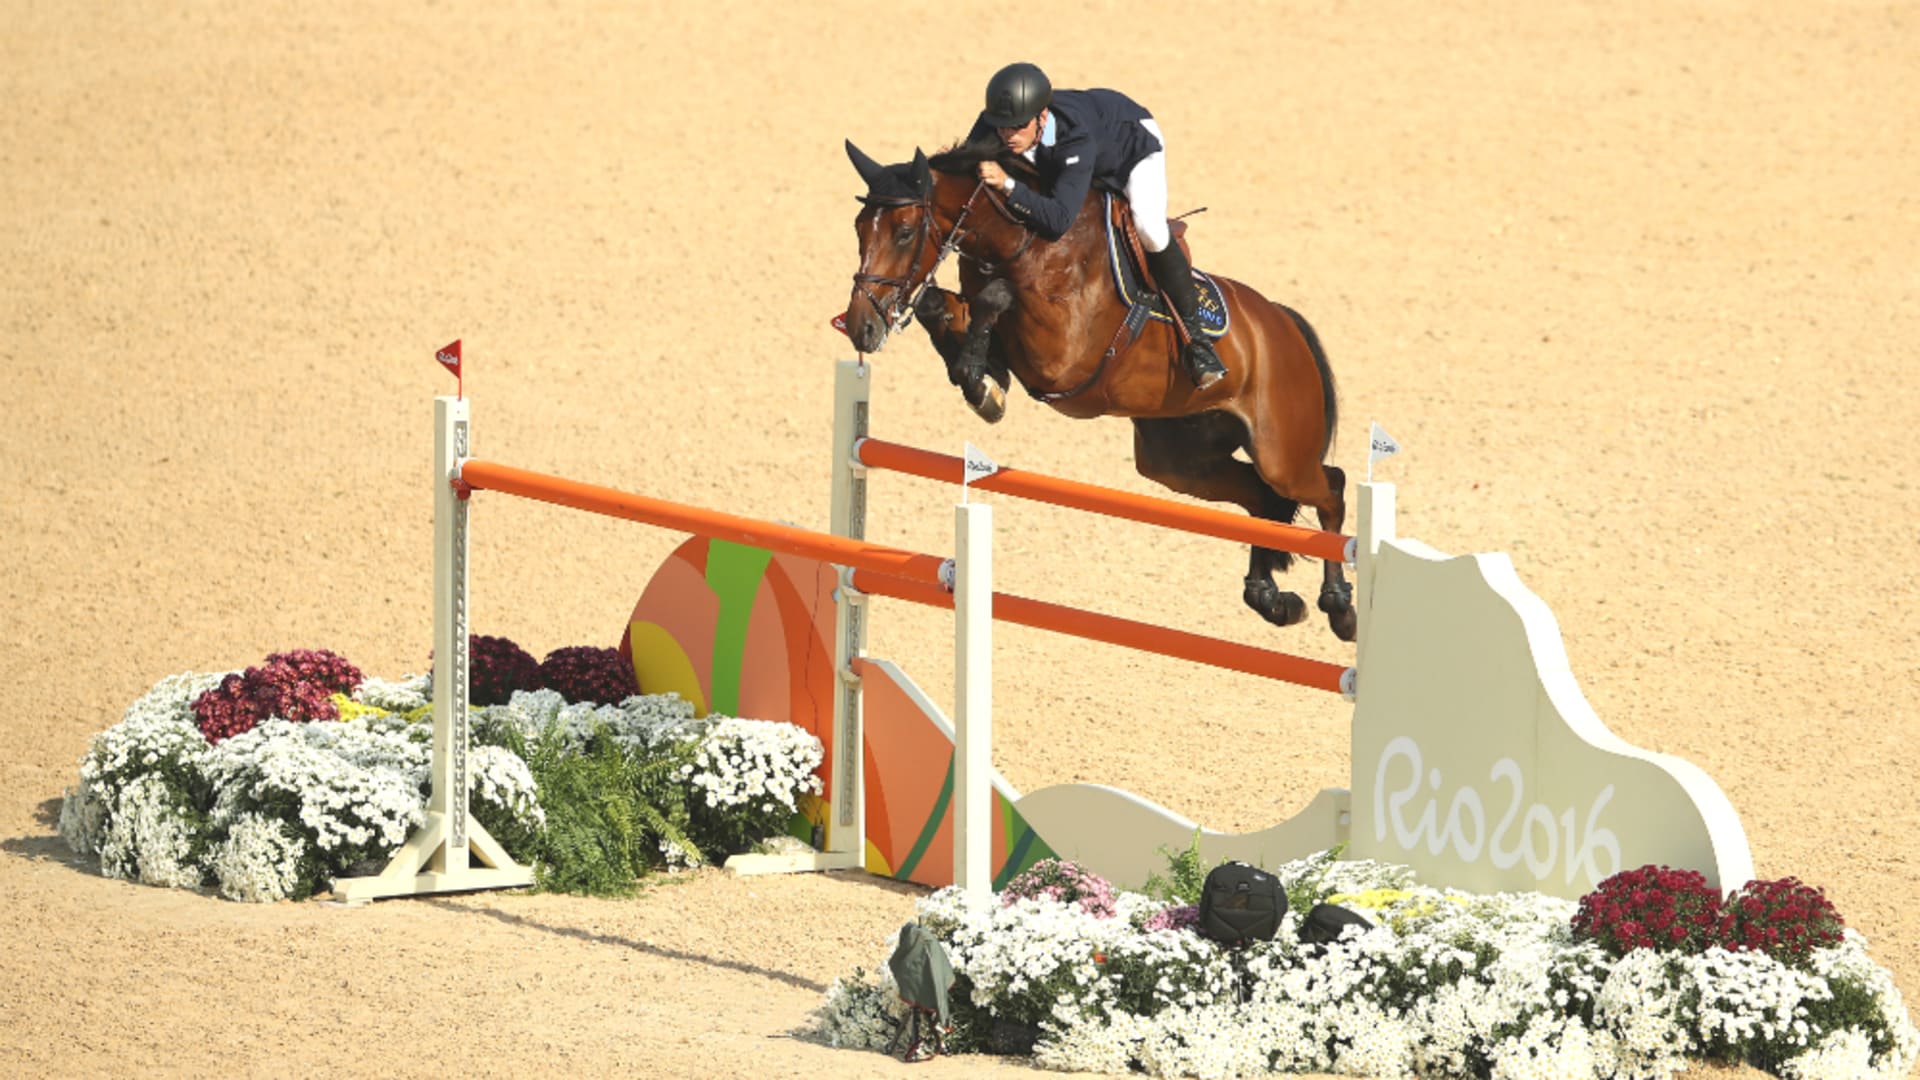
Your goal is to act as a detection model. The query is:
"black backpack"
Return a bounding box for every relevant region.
[1199,861,1287,945]
[1298,902,1375,947]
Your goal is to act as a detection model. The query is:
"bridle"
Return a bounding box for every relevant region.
[850,181,1002,335]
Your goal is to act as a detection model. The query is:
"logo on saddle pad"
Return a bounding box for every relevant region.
[1104,193,1229,340]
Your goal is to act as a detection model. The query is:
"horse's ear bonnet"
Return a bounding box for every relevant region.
[910,149,931,198]
[847,139,929,204]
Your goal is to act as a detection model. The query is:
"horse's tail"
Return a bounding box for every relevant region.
[1280,304,1338,459]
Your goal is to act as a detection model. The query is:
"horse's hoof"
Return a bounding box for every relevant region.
[1244,579,1308,627]
[1325,605,1357,642]
[965,376,1006,424]
[1318,584,1356,642]
[1313,584,1359,641]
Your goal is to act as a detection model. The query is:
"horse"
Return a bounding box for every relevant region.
[842,138,1356,642]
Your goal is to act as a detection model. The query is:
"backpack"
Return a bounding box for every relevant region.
[1198,861,1286,945]
[886,921,955,1062]
[1297,902,1375,947]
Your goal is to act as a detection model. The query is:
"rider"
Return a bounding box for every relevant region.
[969,62,1226,390]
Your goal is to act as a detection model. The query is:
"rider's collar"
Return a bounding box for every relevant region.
[1020,110,1057,163]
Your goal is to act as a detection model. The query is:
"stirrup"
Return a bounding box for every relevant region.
[1183,337,1226,390]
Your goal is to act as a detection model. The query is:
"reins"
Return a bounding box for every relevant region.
[851,169,1112,407]
[852,182,993,334]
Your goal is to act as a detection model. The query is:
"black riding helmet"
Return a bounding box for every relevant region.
[980,62,1052,129]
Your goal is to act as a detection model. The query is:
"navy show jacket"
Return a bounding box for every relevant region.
[965,88,1162,240]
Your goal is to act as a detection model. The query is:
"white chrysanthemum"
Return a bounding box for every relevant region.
[1592,947,1690,1078]
[57,779,108,857]
[475,689,705,756]
[352,671,431,712]
[209,814,307,902]
[96,773,205,889]
[686,716,823,813]
[469,744,544,830]
[812,967,909,1051]
[658,836,704,870]
[1681,946,1826,1052]
[203,718,427,854]
[1803,931,1920,1077]
[62,670,228,856]
[1487,1010,1608,1080]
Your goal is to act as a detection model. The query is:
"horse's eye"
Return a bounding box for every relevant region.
[893,225,915,246]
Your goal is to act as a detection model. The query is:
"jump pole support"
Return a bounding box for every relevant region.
[332,396,535,903]
[953,499,993,897]
[822,359,873,871]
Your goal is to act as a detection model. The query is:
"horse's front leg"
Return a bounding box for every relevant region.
[955,279,1014,422]
[913,285,971,376]
[915,280,1013,423]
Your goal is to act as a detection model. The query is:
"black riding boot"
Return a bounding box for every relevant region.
[1144,243,1226,390]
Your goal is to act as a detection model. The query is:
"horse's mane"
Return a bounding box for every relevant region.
[928,131,1042,186]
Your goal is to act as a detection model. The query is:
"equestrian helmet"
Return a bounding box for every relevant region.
[980,62,1052,129]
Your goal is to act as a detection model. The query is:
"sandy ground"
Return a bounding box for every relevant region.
[3,2,1916,1076]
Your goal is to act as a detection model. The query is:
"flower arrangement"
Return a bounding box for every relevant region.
[679,714,824,858]
[1570,863,1724,957]
[190,648,365,743]
[537,645,640,705]
[466,634,542,706]
[1002,857,1119,919]
[815,854,1920,1079]
[60,652,826,902]
[1720,876,1846,968]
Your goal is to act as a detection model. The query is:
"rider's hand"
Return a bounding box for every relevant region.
[978,161,1011,192]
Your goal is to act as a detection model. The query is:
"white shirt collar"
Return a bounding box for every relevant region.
[1019,110,1056,163]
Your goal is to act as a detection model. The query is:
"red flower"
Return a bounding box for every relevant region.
[1716,877,1843,967]
[192,648,362,743]
[1571,864,1722,958]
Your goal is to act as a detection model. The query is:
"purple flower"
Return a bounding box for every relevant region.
[538,645,640,705]
[1001,858,1118,919]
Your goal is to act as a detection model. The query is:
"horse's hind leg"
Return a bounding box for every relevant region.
[1313,464,1356,641]
[1245,488,1312,628]
[1133,416,1311,628]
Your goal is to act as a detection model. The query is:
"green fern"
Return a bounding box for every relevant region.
[510,718,703,897]
[1142,830,1213,904]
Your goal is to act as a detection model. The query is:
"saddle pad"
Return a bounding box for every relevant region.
[1104,193,1229,339]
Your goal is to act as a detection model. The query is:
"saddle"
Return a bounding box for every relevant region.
[1103,193,1230,341]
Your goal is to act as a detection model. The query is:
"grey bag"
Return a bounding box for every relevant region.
[886,921,955,1061]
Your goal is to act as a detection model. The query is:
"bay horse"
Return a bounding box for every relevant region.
[842,138,1355,641]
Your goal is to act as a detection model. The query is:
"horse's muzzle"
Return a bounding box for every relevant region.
[846,308,891,354]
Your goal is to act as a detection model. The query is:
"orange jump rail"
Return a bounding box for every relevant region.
[855,438,1354,564]
[457,460,952,585]
[849,569,1350,695]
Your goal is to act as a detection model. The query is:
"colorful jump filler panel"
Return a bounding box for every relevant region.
[618,536,1054,890]
[617,528,1755,901]
[1345,537,1754,897]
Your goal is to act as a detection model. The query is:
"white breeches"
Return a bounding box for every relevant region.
[1124,118,1171,252]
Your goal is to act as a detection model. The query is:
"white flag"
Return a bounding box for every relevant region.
[1368,422,1401,464]
[1367,422,1401,482]
[961,441,999,503]
[963,442,1000,484]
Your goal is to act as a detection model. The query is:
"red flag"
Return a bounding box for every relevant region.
[831,313,849,337]
[436,339,463,378]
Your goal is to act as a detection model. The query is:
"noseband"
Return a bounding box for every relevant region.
[851,184,986,334]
